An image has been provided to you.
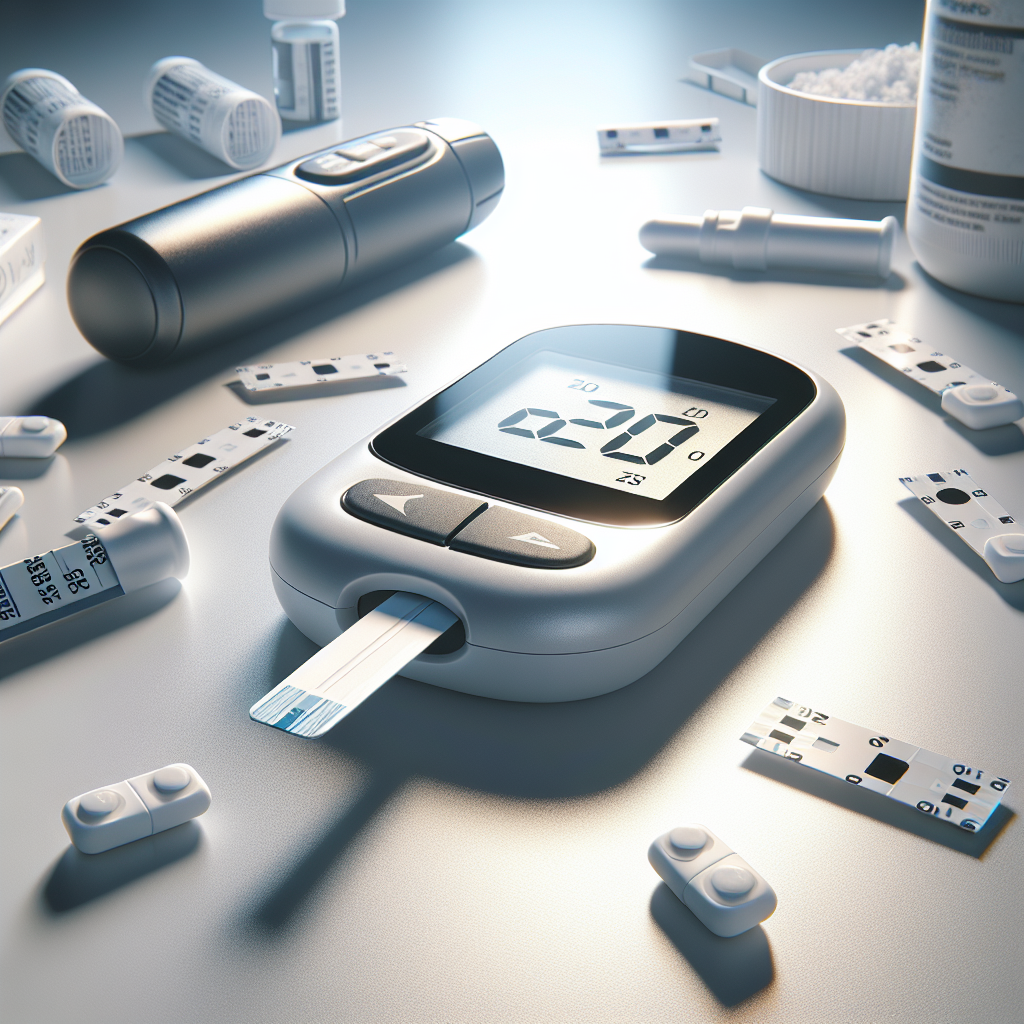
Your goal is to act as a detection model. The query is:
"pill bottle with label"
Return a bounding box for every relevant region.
[264,0,344,124]
[0,69,123,189]
[145,57,281,171]
[906,0,1024,303]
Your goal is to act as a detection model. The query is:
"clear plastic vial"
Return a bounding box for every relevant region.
[145,57,281,171]
[264,0,344,124]
[0,69,123,188]
[907,0,1024,303]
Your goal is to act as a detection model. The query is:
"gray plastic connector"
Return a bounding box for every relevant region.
[640,207,897,277]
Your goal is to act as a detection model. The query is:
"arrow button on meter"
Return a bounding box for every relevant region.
[510,531,560,550]
[450,507,594,568]
[342,478,485,544]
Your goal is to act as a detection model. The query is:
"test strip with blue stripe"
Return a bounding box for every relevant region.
[250,592,459,738]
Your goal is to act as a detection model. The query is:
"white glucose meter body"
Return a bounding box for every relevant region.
[271,325,845,702]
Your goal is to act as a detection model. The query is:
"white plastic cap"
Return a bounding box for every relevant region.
[264,0,344,19]
[101,502,190,594]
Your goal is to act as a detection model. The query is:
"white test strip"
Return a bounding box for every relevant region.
[236,352,406,393]
[742,697,1010,833]
[1,534,121,641]
[250,592,459,738]
[597,118,721,154]
[900,468,1024,584]
[70,418,293,533]
[837,318,1023,429]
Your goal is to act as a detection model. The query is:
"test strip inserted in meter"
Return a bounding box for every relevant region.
[899,468,1024,584]
[70,418,293,534]
[236,352,406,393]
[742,697,1010,832]
[250,592,458,737]
[837,318,1024,430]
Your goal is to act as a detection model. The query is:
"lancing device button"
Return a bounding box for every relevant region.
[711,865,755,897]
[449,506,595,569]
[342,478,486,545]
[78,790,121,818]
[153,766,191,793]
[19,417,49,433]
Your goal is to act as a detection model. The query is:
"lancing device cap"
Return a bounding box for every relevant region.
[101,502,190,593]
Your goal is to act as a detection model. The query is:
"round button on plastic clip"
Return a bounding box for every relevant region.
[19,417,49,433]
[78,790,121,818]
[965,386,998,402]
[153,766,191,793]
[711,865,755,897]
[668,826,707,851]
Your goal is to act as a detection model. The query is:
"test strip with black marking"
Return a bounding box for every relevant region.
[70,418,294,534]
[236,353,406,393]
[837,318,996,395]
[250,592,458,738]
[597,118,721,153]
[900,469,1024,583]
[741,697,1010,832]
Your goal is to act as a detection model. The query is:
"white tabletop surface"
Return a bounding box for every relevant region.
[2,2,1023,1022]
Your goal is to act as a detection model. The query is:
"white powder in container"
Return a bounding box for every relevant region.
[789,43,920,104]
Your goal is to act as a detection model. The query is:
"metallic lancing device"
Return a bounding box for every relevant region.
[66,118,504,366]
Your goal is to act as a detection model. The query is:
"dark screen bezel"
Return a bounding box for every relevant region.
[371,325,816,526]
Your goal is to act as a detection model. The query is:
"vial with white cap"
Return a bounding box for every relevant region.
[145,57,281,171]
[0,502,189,643]
[640,207,898,278]
[265,0,344,124]
[0,69,123,189]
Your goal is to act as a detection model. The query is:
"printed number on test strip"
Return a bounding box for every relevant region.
[900,469,1024,584]
[72,418,293,530]
[236,353,406,393]
[837,318,1023,430]
[742,697,1010,832]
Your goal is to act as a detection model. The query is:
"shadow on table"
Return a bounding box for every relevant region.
[42,821,202,913]
[240,499,837,937]
[649,883,774,1007]
[226,373,406,406]
[134,131,238,180]
[741,747,1015,858]
[642,255,906,291]
[0,455,55,480]
[913,263,1024,340]
[841,347,1024,456]
[0,151,77,201]
[23,242,479,439]
[0,577,182,681]
[898,496,1024,611]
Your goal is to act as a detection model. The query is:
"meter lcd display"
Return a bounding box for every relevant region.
[419,352,774,500]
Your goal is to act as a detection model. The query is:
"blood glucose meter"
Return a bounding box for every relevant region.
[271,325,845,702]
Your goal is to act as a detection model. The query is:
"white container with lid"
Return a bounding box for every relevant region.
[0,69,123,189]
[145,57,281,171]
[757,50,916,201]
[906,0,1024,303]
[265,0,344,124]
